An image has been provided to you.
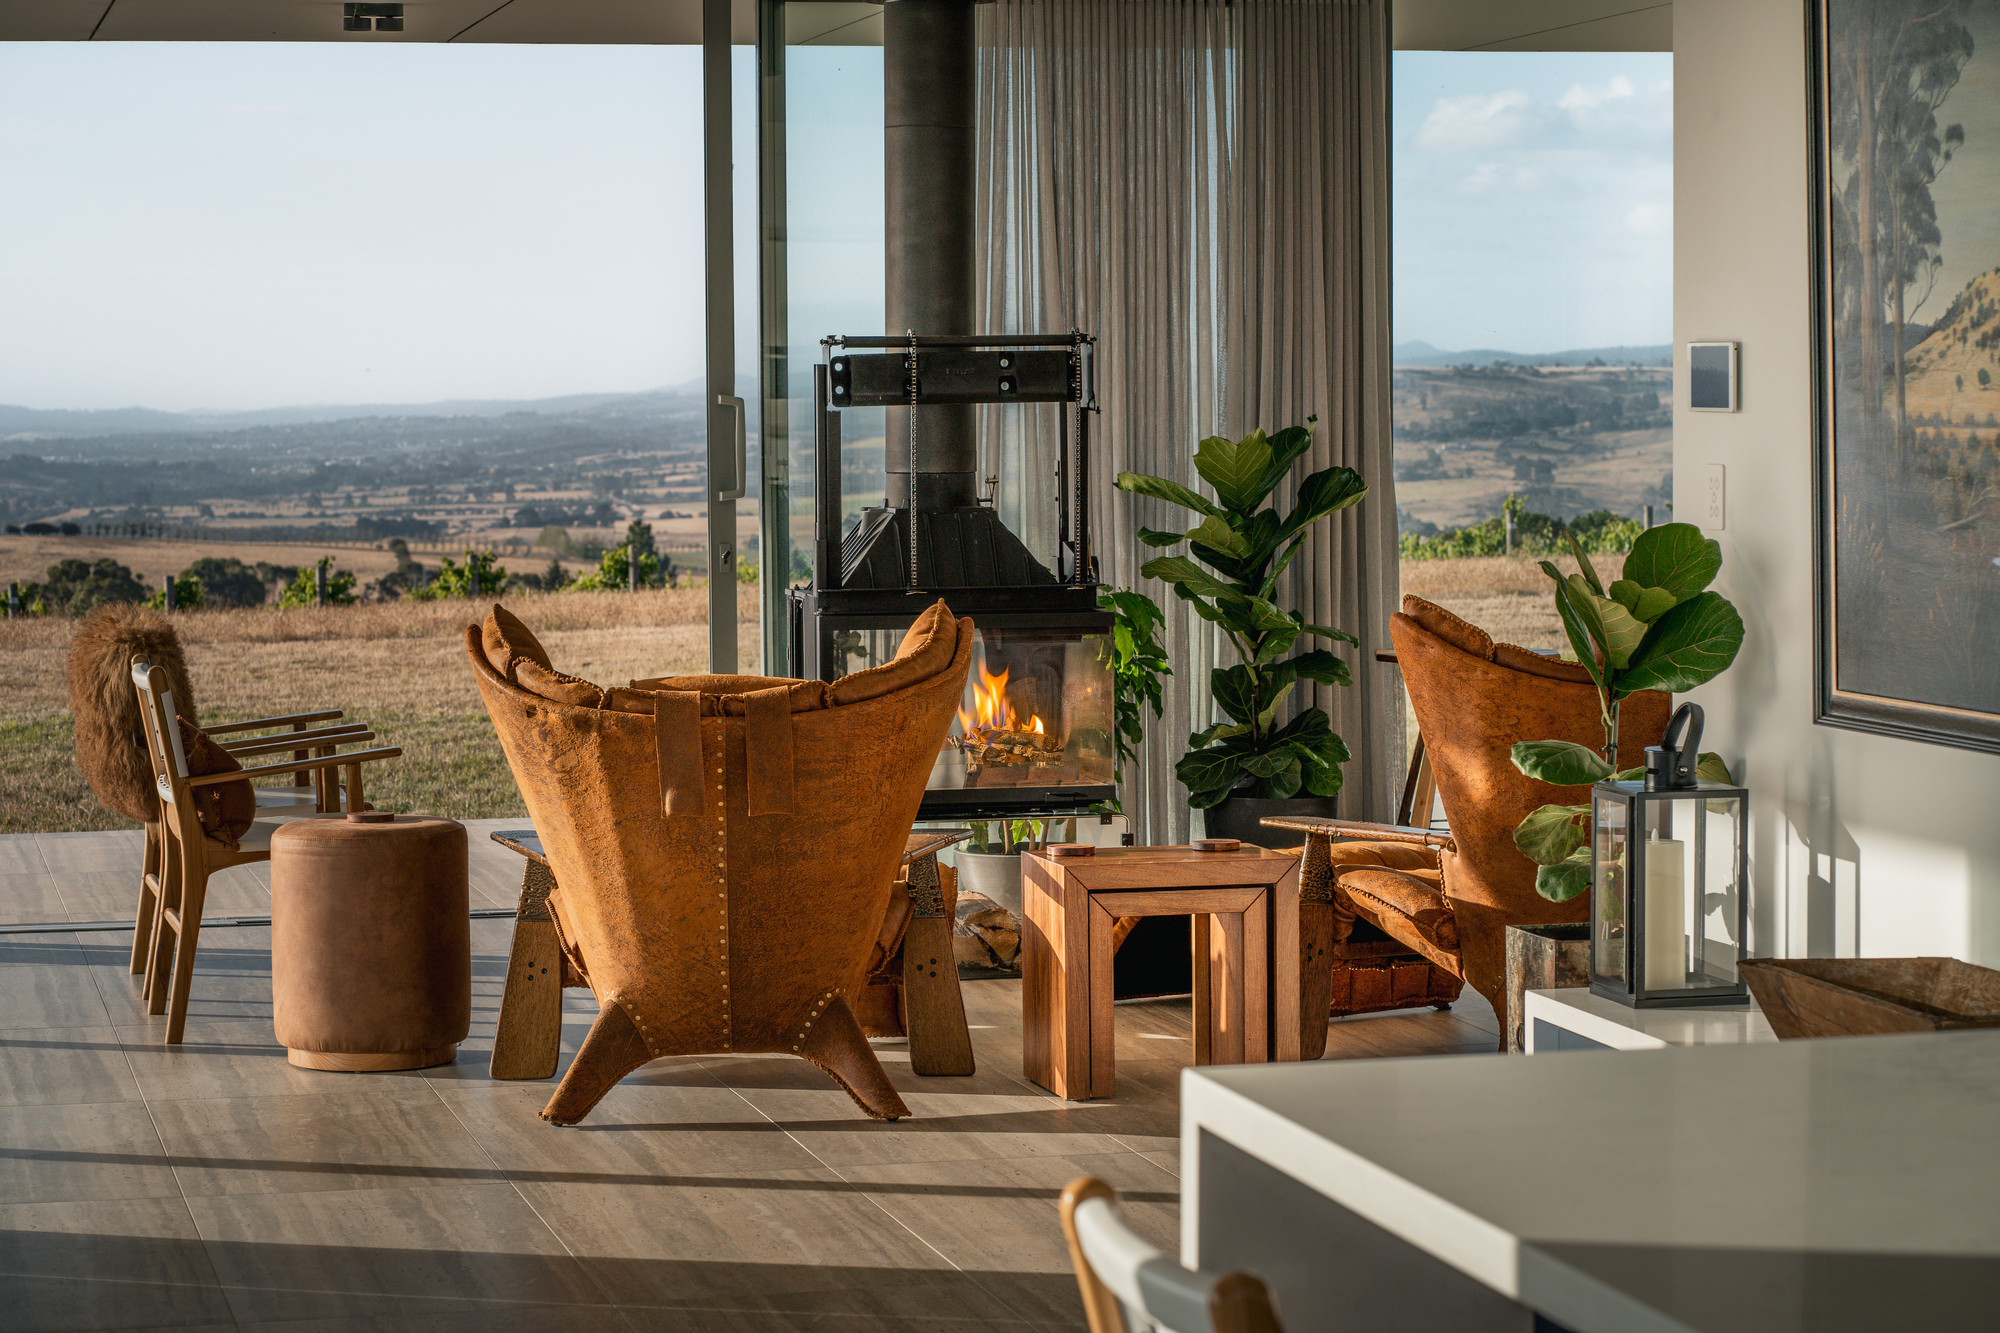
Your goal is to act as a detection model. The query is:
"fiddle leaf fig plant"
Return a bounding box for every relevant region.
[1115,421,1367,809]
[1509,521,1744,901]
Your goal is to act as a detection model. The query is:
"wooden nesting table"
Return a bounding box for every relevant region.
[1021,844,1302,1100]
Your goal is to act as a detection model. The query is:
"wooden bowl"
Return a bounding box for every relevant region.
[1739,957,2000,1039]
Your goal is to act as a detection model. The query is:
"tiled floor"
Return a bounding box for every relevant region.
[0,824,1500,1331]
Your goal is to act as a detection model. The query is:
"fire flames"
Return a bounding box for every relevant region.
[956,660,1045,738]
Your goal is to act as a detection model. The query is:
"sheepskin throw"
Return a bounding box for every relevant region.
[67,603,200,823]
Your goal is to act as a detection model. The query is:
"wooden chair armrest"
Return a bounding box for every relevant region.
[1258,815,1455,852]
[219,728,376,758]
[187,746,402,786]
[203,709,345,735]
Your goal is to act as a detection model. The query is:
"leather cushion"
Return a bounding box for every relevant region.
[627,675,832,715]
[829,600,961,706]
[1339,866,1460,953]
[483,604,553,679]
[513,658,605,709]
[176,718,256,850]
[1405,594,1593,684]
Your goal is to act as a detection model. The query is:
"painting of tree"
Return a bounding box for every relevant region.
[1816,0,2000,752]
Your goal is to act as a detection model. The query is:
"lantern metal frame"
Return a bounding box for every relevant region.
[1588,777,1751,1008]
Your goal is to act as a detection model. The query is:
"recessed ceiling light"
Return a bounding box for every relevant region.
[343,3,404,32]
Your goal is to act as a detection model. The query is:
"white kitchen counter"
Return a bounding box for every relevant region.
[1183,1030,2000,1332]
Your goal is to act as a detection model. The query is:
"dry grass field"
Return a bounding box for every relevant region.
[0,588,761,836]
[0,556,1593,835]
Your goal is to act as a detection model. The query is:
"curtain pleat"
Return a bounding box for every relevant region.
[976,0,1399,844]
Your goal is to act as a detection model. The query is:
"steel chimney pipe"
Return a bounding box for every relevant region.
[884,0,978,510]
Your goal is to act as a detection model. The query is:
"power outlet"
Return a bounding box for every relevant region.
[1704,464,1726,530]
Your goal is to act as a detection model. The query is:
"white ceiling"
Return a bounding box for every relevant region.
[5,1,1665,49]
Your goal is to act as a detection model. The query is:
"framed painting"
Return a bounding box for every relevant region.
[1810,0,2000,754]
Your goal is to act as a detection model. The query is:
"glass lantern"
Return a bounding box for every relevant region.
[1589,706,1750,1007]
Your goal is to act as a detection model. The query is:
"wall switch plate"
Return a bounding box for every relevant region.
[1704,463,1726,530]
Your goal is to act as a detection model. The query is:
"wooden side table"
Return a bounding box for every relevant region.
[1021,845,1300,1100]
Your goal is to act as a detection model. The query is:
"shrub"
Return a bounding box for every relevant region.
[179,557,265,608]
[404,550,508,601]
[276,556,359,608]
[144,575,205,611]
[16,558,150,616]
[571,543,660,591]
[1399,495,1643,560]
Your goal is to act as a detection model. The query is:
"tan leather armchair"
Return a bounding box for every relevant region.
[1268,595,1673,1053]
[468,598,974,1125]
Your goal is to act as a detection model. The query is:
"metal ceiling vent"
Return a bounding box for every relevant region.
[343,4,404,32]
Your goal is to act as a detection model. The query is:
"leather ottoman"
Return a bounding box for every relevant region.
[271,813,470,1071]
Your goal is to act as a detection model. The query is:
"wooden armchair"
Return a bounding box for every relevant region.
[63,602,389,975]
[129,657,400,1043]
[1267,595,1672,1054]
[1060,1176,1282,1333]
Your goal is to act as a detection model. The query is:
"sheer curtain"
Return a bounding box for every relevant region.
[976,0,1400,844]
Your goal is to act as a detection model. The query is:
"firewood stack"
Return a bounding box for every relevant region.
[953,891,1021,971]
[947,724,1063,774]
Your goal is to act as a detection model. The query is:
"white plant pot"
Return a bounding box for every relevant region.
[954,849,1024,918]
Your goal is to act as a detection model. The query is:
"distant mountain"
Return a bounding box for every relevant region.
[1393,341,1672,368]
[0,377,753,440]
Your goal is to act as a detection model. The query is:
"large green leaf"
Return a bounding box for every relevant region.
[1563,574,1615,660]
[1275,465,1368,543]
[1116,471,1223,519]
[1536,851,1594,903]
[1256,681,1297,728]
[1511,740,1614,786]
[1296,616,1360,645]
[1210,665,1258,724]
[1514,802,1590,866]
[1192,431,1274,512]
[1178,749,1243,805]
[1269,649,1352,689]
[1622,522,1722,603]
[1240,749,1296,779]
[1259,753,1305,798]
[1254,622,1302,664]
[1140,555,1248,611]
[1540,567,1605,691]
[1260,536,1307,595]
[1564,530,1606,598]
[1616,591,1745,696]
[1607,579,1678,623]
[1301,752,1346,796]
[1252,424,1317,503]
[1137,526,1186,548]
[1188,515,1251,559]
[1696,752,1735,785]
[1189,720,1249,748]
[1585,591,1649,669]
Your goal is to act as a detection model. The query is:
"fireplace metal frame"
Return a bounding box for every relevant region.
[787,331,1115,820]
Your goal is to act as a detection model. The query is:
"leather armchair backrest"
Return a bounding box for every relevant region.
[1391,593,1672,919]
[466,599,974,1061]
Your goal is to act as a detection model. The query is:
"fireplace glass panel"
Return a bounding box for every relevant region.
[836,624,1114,797]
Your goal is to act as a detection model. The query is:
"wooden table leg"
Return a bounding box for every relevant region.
[902,854,975,1076]
[1197,894,1268,1067]
[491,859,565,1080]
[1275,838,1333,1062]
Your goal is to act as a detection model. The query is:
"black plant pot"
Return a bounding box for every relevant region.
[1200,794,1337,848]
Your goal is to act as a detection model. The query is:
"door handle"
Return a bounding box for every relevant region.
[715,395,747,502]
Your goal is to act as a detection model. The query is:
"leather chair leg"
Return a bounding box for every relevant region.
[800,996,911,1121]
[540,1000,653,1126]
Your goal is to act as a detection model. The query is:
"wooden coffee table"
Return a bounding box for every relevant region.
[1020,845,1301,1100]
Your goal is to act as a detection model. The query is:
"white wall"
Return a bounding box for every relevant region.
[1675,0,2000,965]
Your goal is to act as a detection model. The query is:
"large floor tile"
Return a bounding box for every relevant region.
[0,840,47,877]
[236,1309,629,1333]
[0,937,112,1031]
[116,1017,438,1104]
[518,1167,1005,1322]
[835,1149,1179,1326]
[149,1087,496,1199]
[0,1196,234,1333]
[433,1076,824,1185]
[33,834,138,876]
[50,872,135,925]
[0,1101,183,1206]
[185,1181,607,1323]
[621,1303,1052,1331]
[0,877,68,928]
[0,1027,141,1108]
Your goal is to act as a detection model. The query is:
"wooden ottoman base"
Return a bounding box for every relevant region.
[287,1045,458,1072]
[1328,953,1463,1019]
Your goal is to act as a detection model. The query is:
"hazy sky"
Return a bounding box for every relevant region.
[0,43,1673,412]
[1393,50,1673,354]
[0,42,716,412]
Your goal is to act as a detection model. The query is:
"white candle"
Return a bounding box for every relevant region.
[1644,834,1687,989]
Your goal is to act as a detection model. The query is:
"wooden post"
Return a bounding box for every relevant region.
[315,562,327,608]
